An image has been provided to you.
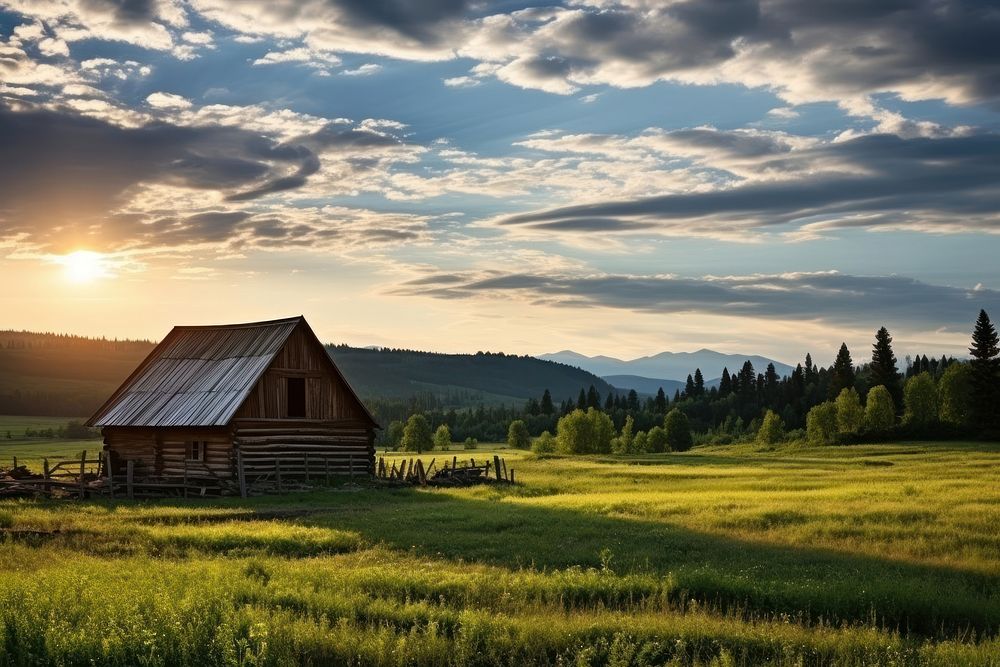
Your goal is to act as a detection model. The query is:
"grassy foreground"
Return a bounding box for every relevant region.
[0,437,998,666]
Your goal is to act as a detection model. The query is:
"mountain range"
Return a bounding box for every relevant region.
[538,349,795,395]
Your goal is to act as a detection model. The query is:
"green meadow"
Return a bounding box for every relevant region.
[0,430,998,665]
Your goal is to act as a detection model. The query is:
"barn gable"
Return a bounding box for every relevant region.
[87,316,376,429]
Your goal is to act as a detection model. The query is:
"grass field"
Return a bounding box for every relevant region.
[1,429,998,665]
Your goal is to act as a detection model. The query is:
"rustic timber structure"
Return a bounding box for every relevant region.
[86,316,378,495]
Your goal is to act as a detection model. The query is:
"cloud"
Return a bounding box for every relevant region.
[396,270,1000,332]
[342,63,382,76]
[492,132,1000,238]
[146,91,192,109]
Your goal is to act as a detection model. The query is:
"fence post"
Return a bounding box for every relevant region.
[126,460,134,500]
[237,449,247,499]
[509,468,515,484]
[104,451,115,499]
[12,456,17,470]
[43,458,51,497]
[79,450,87,500]
[494,455,502,481]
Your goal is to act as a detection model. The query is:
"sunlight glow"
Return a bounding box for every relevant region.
[59,250,107,283]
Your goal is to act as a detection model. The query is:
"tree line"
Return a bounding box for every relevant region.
[382,310,1000,452]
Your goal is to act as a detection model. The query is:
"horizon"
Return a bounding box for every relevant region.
[2,2,999,364]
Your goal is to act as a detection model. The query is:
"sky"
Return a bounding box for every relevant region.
[2,0,999,366]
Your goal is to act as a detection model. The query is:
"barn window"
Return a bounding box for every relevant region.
[287,377,306,418]
[186,441,205,461]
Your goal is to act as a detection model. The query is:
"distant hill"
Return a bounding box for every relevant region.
[0,330,613,416]
[602,375,691,396]
[539,349,795,383]
[327,346,613,407]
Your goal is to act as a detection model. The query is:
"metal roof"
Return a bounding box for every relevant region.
[88,316,306,427]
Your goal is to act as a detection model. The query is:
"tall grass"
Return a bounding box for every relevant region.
[0,439,997,665]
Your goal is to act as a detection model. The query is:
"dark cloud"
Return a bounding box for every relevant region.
[334,0,469,41]
[495,133,1000,234]
[398,270,1000,331]
[0,104,322,248]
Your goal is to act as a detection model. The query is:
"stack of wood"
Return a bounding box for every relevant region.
[373,454,515,487]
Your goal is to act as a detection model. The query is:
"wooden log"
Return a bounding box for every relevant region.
[276,457,283,493]
[349,454,354,483]
[183,459,188,499]
[304,453,310,483]
[494,455,502,481]
[43,458,50,496]
[104,452,114,499]
[79,450,87,500]
[237,449,247,499]
[509,468,515,484]
[416,459,426,486]
[126,460,134,500]
[325,456,331,485]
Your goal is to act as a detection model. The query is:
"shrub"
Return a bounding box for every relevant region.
[904,372,937,426]
[663,409,693,452]
[646,425,668,453]
[938,363,972,427]
[611,416,635,454]
[463,437,478,449]
[507,419,531,449]
[433,424,452,451]
[806,402,838,445]
[531,430,557,454]
[834,387,863,435]
[863,385,896,432]
[556,408,615,454]
[400,414,433,453]
[386,420,405,448]
[632,431,648,454]
[756,410,785,445]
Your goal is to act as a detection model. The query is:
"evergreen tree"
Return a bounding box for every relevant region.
[577,389,587,410]
[654,388,668,414]
[870,327,901,411]
[684,374,696,398]
[738,360,756,399]
[604,393,615,411]
[718,368,732,397]
[587,385,601,410]
[969,309,1000,429]
[693,369,705,397]
[627,389,640,412]
[804,354,816,384]
[829,343,856,398]
[540,389,554,415]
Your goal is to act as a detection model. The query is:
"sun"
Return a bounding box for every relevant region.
[60,250,107,283]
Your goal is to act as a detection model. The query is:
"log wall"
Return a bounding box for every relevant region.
[104,427,234,480]
[233,420,374,478]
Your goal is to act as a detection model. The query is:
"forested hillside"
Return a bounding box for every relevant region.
[0,331,613,416]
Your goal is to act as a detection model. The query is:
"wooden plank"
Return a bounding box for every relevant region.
[276,457,283,493]
[78,450,87,500]
[126,460,134,500]
[494,455,502,481]
[105,452,115,499]
[237,449,247,499]
[43,458,50,496]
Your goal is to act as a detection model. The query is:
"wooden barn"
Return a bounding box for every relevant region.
[86,316,378,494]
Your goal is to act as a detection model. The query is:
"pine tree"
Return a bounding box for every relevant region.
[804,354,816,384]
[738,360,756,399]
[604,393,614,411]
[684,374,695,398]
[718,368,732,397]
[654,388,667,413]
[829,343,856,399]
[627,389,640,412]
[693,369,705,397]
[577,389,587,410]
[870,327,901,411]
[587,385,601,410]
[969,309,1000,429]
[540,389,554,415]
